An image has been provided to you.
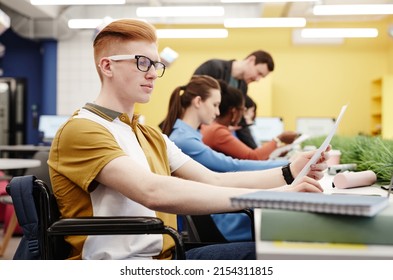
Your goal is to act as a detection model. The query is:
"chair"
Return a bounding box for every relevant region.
[0,150,51,256]
[0,194,18,257]
[23,151,51,187]
[6,175,185,260]
[183,209,255,244]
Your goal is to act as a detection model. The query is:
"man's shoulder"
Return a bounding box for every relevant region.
[63,116,109,133]
[198,59,229,68]
[193,59,232,78]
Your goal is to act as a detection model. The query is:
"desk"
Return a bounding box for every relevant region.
[255,173,393,260]
[0,145,51,152]
[0,145,50,158]
[0,158,41,257]
[0,158,41,170]
[255,208,393,260]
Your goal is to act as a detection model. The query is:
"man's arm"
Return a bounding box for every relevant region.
[96,155,256,215]
[95,150,327,215]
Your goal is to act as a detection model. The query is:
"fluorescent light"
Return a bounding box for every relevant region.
[292,29,343,45]
[313,4,393,15]
[136,6,225,17]
[0,8,10,35]
[222,0,317,2]
[68,19,103,29]
[224,17,306,28]
[301,28,378,38]
[67,20,229,38]
[31,0,125,5]
[156,29,228,39]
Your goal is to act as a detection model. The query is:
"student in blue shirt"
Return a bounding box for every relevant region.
[161,75,288,242]
[162,76,288,173]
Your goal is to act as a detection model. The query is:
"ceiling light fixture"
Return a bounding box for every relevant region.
[0,8,11,36]
[224,17,306,28]
[221,0,317,3]
[292,29,344,45]
[156,29,228,39]
[68,18,112,29]
[313,4,393,15]
[301,28,378,38]
[31,0,125,5]
[136,6,225,17]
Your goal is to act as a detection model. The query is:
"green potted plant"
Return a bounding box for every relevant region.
[302,135,393,183]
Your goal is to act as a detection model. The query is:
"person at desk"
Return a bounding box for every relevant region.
[48,19,328,260]
[161,75,304,242]
[200,80,298,161]
[161,76,287,173]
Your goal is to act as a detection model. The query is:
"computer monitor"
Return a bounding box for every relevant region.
[250,117,284,145]
[38,115,69,143]
[296,117,336,138]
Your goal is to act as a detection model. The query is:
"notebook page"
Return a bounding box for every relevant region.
[291,104,348,186]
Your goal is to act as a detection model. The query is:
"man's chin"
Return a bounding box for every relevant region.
[138,95,151,103]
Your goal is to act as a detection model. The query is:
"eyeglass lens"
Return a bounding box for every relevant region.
[137,56,165,77]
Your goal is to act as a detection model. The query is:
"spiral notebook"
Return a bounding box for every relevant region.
[230,191,389,217]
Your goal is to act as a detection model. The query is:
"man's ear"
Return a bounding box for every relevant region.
[98,58,113,77]
[246,55,256,65]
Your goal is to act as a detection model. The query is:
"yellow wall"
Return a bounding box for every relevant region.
[137,20,393,138]
[389,39,393,75]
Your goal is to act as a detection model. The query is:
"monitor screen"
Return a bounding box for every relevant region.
[296,117,336,138]
[38,115,69,142]
[250,117,284,145]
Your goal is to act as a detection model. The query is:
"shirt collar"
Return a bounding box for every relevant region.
[83,102,140,129]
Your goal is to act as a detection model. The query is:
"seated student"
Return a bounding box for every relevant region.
[161,75,288,173]
[241,95,300,154]
[244,95,258,126]
[161,75,291,242]
[48,18,328,260]
[233,95,258,148]
[200,81,298,161]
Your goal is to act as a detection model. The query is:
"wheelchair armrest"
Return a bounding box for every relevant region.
[48,216,185,260]
[48,216,165,235]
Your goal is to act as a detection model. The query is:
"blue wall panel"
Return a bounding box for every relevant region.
[0,28,57,144]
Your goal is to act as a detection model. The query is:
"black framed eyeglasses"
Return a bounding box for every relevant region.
[108,54,166,78]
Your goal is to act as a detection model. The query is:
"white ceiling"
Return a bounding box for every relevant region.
[0,0,392,39]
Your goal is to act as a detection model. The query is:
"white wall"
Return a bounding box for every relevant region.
[57,30,100,115]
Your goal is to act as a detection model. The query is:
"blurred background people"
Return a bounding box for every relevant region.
[161,75,288,242]
[201,80,298,161]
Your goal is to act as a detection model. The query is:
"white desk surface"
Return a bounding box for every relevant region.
[0,158,41,170]
[255,172,393,260]
[0,145,51,152]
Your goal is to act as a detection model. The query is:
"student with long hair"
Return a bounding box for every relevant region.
[162,75,287,172]
[162,75,290,241]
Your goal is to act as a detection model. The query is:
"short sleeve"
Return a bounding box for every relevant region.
[162,134,191,173]
[49,117,126,192]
